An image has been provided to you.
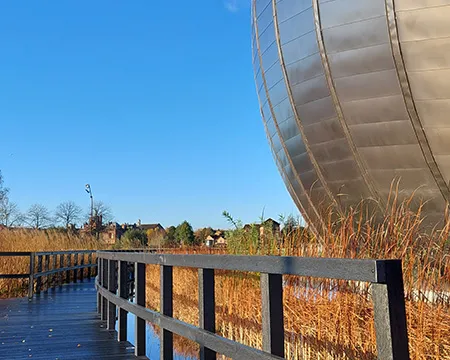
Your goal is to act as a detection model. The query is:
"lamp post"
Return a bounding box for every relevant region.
[85,184,93,221]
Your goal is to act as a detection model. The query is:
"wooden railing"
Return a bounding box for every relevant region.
[96,252,410,360]
[0,251,97,298]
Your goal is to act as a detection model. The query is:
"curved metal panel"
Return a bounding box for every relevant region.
[254,0,333,227]
[275,0,375,212]
[311,0,383,210]
[252,0,325,233]
[393,1,450,198]
[251,0,450,228]
[319,0,436,209]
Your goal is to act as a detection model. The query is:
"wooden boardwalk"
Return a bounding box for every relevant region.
[0,280,144,360]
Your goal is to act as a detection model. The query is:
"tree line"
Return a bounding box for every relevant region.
[0,171,112,229]
[115,221,216,248]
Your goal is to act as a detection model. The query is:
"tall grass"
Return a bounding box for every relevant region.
[145,198,450,359]
[0,228,103,297]
[1,195,449,359]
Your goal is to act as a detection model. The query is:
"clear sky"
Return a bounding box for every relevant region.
[0,1,299,229]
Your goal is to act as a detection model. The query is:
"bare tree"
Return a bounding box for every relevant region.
[55,201,82,228]
[0,171,10,207]
[0,171,21,227]
[90,201,113,224]
[0,199,23,227]
[26,204,52,229]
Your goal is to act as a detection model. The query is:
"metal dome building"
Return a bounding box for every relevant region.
[252,0,450,232]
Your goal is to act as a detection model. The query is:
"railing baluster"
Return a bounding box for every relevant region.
[373,260,410,360]
[118,260,128,342]
[66,254,71,283]
[94,253,98,277]
[160,265,173,360]
[87,252,92,279]
[59,254,64,286]
[97,257,102,314]
[28,253,35,299]
[51,254,57,289]
[101,258,108,321]
[135,262,146,357]
[44,255,50,291]
[73,253,78,283]
[107,259,117,330]
[260,273,284,357]
[36,255,42,294]
[199,268,215,360]
[80,253,85,282]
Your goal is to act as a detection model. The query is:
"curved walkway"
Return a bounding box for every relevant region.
[0,281,144,360]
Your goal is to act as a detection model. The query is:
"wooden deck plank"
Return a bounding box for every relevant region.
[0,280,144,360]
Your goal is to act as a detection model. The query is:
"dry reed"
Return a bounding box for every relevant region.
[1,194,449,359]
[144,199,450,359]
[0,228,104,297]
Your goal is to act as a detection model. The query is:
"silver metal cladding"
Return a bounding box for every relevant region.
[252,0,450,230]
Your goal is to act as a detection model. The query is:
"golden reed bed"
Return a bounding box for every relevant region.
[1,198,449,359]
[0,229,103,297]
[144,203,450,359]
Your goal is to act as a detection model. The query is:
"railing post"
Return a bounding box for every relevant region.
[44,255,50,291]
[73,253,78,283]
[36,255,42,294]
[51,254,57,289]
[97,256,102,314]
[135,262,146,357]
[93,253,98,277]
[80,253,85,282]
[28,253,35,300]
[87,252,92,279]
[160,265,173,360]
[373,260,410,360]
[107,259,117,330]
[128,263,134,299]
[199,268,215,360]
[66,254,71,283]
[59,254,64,286]
[260,273,284,358]
[101,258,108,321]
[118,260,128,342]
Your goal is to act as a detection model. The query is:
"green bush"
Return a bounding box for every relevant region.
[116,228,148,248]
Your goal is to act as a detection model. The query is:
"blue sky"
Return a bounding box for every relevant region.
[0,1,298,229]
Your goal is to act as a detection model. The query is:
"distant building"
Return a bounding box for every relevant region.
[101,220,165,244]
[81,215,103,234]
[138,222,165,233]
[243,218,280,236]
[102,222,130,244]
[205,230,227,247]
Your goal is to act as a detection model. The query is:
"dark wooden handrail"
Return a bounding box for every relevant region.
[96,252,410,360]
[0,251,98,298]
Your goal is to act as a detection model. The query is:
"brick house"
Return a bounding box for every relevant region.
[102,220,165,244]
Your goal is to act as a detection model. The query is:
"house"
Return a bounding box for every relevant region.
[261,218,281,234]
[80,215,104,237]
[243,218,281,236]
[137,220,165,234]
[205,230,227,247]
[102,222,132,244]
[101,220,165,244]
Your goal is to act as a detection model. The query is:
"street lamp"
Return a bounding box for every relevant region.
[85,184,93,220]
